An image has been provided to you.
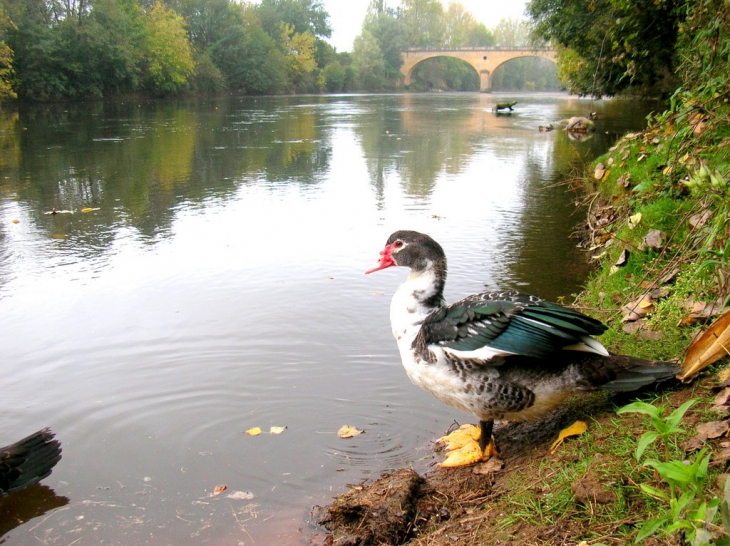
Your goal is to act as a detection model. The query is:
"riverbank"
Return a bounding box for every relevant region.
[310,94,730,544]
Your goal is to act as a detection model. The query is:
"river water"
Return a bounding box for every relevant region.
[0,93,658,544]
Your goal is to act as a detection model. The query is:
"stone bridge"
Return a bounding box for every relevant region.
[401,47,557,92]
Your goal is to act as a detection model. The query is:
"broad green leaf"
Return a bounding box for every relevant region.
[635,517,669,542]
[639,483,669,501]
[666,400,697,428]
[636,431,660,460]
[618,401,661,418]
[644,459,695,484]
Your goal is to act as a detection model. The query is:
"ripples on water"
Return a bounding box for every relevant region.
[0,93,658,544]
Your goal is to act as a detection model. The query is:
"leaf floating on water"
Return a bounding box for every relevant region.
[245,427,262,436]
[11,218,19,224]
[212,484,227,495]
[269,426,287,435]
[227,490,255,500]
[337,425,364,438]
[81,207,100,213]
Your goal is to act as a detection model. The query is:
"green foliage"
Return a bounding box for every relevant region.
[617,400,730,545]
[352,29,386,91]
[141,2,194,95]
[409,57,478,92]
[491,57,560,92]
[400,0,444,47]
[257,0,330,39]
[0,41,16,101]
[527,0,682,97]
[362,12,407,82]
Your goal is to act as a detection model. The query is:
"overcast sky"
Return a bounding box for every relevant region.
[323,0,529,52]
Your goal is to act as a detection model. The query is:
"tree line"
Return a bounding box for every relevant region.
[0,0,561,101]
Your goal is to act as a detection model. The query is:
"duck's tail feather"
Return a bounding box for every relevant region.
[595,355,680,392]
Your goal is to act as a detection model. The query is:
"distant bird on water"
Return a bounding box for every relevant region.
[366,230,678,467]
[1,428,62,496]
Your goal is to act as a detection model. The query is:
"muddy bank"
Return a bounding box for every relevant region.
[309,393,635,546]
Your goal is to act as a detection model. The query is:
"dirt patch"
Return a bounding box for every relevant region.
[310,384,717,546]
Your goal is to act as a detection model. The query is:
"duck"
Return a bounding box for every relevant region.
[366,230,678,467]
[1,428,62,496]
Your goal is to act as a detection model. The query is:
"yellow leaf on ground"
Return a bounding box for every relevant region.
[337,425,364,438]
[269,426,287,434]
[245,427,262,436]
[550,420,587,454]
[628,212,642,229]
[678,309,730,382]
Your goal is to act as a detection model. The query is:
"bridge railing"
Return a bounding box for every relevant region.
[405,46,554,53]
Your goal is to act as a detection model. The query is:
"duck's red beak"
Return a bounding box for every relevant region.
[365,246,395,274]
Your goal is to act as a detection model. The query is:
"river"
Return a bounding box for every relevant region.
[0,92,659,545]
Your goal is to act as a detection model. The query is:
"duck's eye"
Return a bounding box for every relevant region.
[392,240,404,249]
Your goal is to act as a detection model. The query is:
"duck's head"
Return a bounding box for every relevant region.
[366,230,446,275]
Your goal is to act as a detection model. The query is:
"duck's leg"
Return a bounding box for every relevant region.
[478,420,499,458]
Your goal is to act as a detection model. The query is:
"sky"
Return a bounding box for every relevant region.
[323,0,530,52]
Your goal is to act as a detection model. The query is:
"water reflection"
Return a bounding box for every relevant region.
[0,93,659,545]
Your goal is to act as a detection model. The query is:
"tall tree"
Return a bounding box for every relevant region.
[362,11,406,82]
[257,0,330,39]
[527,0,681,97]
[400,0,443,47]
[141,2,194,95]
[352,29,385,90]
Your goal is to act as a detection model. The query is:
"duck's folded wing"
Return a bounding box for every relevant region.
[419,294,608,359]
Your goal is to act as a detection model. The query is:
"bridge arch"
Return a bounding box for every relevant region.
[401,47,557,92]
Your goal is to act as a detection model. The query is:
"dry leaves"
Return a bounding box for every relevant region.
[678,309,730,382]
[244,425,287,436]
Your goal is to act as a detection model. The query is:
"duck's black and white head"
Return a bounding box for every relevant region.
[366,230,447,277]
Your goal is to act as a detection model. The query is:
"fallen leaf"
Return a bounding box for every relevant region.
[622,319,663,340]
[81,207,100,213]
[245,427,262,436]
[212,484,227,495]
[628,212,642,229]
[269,426,287,435]
[641,229,667,251]
[685,435,705,452]
[622,294,655,322]
[594,163,605,180]
[712,447,730,466]
[678,309,730,382]
[689,209,712,229]
[11,218,19,224]
[227,490,255,500]
[337,425,364,438]
[697,421,729,440]
[614,249,630,267]
[550,420,587,453]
